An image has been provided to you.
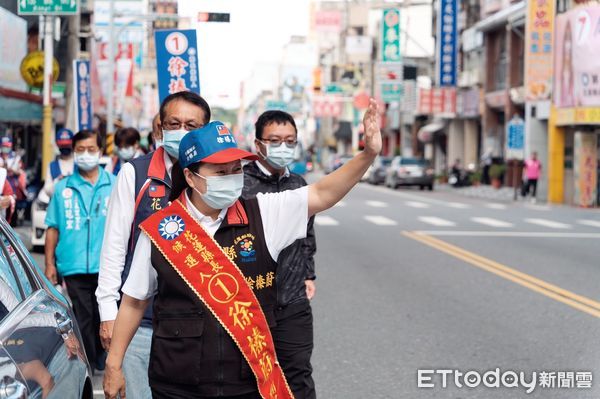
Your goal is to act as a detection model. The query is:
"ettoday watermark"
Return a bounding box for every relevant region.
[417,369,593,394]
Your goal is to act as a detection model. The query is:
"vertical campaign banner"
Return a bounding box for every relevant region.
[155,29,200,104]
[505,115,525,160]
[436,0,458,86]
[74,60,93,131]
[525,0,555,100]
[381,9,401,62]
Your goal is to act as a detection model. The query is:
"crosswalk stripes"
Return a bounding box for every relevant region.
[366,200,388,208]
[364,215,398,226]
[418,216,456,227]
[485,203,507,210]
[577,220,600,228]
[470,217,514,228]
[405,201,430,209]
[447,202,471,209]
[315,215,339,226]
[525,218,572,229]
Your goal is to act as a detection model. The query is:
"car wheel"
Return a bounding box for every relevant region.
[428,184,434,191]
[419,185,425,190]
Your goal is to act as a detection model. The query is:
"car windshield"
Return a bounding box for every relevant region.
[400,158,428,166]
[380,158,392,166]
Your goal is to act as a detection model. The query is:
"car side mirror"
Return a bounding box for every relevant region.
[0,375,27,398]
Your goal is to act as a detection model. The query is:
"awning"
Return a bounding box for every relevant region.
[417,122,445,143]
[0,87,43,123]
[475,1,525,32]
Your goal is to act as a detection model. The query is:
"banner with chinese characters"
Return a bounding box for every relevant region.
[554,6,600,108]
[73,60,93,132]
[155,29,201,103]
[436,0,458,86]
[525,0,555,101]
[574,132,597,207]
[381,9,401,62]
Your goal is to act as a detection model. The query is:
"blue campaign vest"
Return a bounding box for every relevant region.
[124,147,172,328]
[49,160,62,180]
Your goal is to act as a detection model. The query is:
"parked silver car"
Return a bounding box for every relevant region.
[385,157,434,190]
[0,218,92,398]
[364,156,392,185]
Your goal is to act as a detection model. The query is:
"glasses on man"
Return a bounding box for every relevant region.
[74,146,100,155]
[259,138,298,148]
[162,120,204,131]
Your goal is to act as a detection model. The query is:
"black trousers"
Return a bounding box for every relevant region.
[151,386,260,399]
[64,273,103,368]
[526,178,538,197]
[273,299,316,399]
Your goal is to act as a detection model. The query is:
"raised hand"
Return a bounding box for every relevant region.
[362,98,382,157]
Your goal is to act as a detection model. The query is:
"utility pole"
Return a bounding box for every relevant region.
[65,12,81,132]
[41,15,54,179]
[106,0,116,154]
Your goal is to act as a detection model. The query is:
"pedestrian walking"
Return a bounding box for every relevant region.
[43,128,75,197]
[96,91,211,399]
[44,130,115,372]
[523,151,542,202]
[243,110,317,399]
[103,98,382,399]
[106,127,144,176]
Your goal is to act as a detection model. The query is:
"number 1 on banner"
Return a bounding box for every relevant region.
[165,32,188,55]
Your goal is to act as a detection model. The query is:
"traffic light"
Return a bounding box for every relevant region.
[198,12,230,23]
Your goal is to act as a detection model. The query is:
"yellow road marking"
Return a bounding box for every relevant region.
[402,231,600,319]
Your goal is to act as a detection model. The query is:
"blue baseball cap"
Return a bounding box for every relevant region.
[55,128,74,148]
[1,137,12,148]
[179,121,258,168]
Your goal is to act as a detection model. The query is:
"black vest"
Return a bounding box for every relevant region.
[125,149,171,328]
[149,198,277,397]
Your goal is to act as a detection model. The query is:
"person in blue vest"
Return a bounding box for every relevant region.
[96,91,211,399]
[44,130,116,373]
[43,128,75,197]
[106,127,144,176]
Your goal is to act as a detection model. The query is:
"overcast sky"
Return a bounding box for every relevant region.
[178,0,312,109]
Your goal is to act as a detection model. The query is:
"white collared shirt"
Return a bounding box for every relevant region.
[95,150,173,322]
[254,160,290,179]
[122,186,308,301]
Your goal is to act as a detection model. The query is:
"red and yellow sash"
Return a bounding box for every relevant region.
[139,197,294,399]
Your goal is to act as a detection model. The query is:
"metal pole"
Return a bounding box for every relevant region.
[106,0,115,152]
[42,16,54,180]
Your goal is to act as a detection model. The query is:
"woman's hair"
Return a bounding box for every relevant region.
[168,161,203,201]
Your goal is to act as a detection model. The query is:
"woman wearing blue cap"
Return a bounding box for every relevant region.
[103,99,382,399]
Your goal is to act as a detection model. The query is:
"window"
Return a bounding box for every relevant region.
[0,233,34,304]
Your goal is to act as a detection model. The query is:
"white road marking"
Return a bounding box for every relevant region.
[418,216,456,227]
[523,204,552,211]
[412,231,600,238]
[405,201,430,209]
[485,203,507,210]
[471,217,514,228]
[366,200,388,208]
[315,215,340,226]
[525,218,572,229]
[364,215,398,226]
[447,202,471,209]
[578,220,600,228]
[333,201,346,208]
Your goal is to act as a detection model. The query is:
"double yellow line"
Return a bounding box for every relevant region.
[402,231,600,319]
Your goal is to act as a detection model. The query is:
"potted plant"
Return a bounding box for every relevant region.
[469,170,482,186]
[489,164,506,189]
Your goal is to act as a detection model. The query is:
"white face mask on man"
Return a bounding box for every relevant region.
[191,172,244,210]
[162,129,188,158]
[75,151,100,171]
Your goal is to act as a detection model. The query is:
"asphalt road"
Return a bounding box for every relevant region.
[309,181,600,398]
[23,179,600,398]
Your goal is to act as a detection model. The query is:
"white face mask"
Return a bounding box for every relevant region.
[162,129,188,158]
[118,146,136,161]
[192,172,244,210]
[75,151,100,171]
[259,142,297,169]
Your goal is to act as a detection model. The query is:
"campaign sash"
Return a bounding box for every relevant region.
[139,197,294,399]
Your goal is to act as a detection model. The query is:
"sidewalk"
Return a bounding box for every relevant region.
[436,183,519,203]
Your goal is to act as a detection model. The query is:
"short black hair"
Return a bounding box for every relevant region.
[115,127,141,147]
[72,130,102,149]
[254,110,297,140]
[159,92,211,125]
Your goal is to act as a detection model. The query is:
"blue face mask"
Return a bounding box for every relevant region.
[75,151,100,171]
[162,129,188,158]
[192,172,244,210]
[260,142,297,169]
